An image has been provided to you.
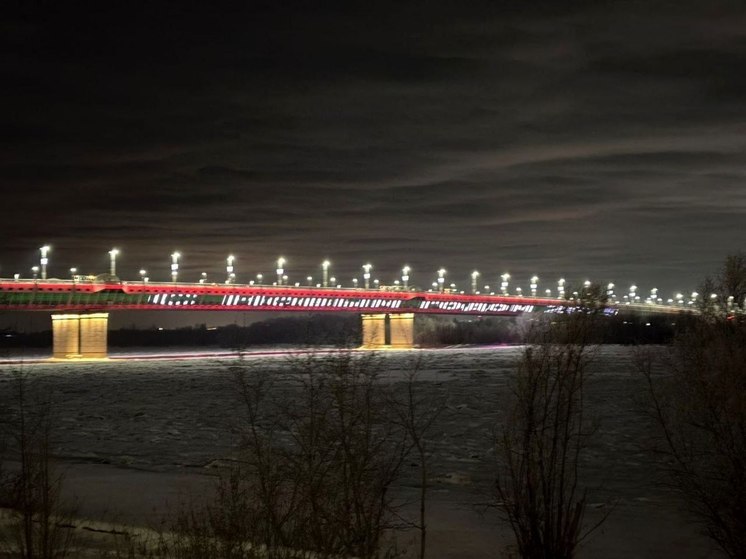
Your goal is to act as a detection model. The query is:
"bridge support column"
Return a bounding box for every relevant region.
[361,314,387,348]
[360,313,415,349]
[52,313,109,359]
[389,313,415,348]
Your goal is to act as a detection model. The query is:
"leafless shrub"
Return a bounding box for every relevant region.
[494,311,606,559]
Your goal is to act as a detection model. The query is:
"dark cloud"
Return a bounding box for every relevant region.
[1,1,745,303]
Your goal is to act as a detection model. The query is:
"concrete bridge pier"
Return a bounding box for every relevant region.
[52,313,109,359]
[361,313,415,349]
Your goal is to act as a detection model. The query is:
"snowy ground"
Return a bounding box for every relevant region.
[0,346,720,558]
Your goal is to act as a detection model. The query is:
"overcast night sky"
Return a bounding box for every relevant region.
[2,1,746,302]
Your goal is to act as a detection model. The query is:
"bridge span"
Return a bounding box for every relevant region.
[0,279,677,359]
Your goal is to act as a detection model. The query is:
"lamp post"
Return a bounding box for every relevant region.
[362,263,372,289]
[140,269,148,283]
[31,266,39,280]
[322,260,330,288]
[500,273,510,296]
[629,284,637,302]
[226,255,235,284]
[70,267,77,279]
[276,257,285,285]
[557,278,566,299]
[352,278,359,289]
[171,252,180,283]
[402,266,411,290]
[471,270,479,294]
[607,283,615,301]
[330,276,337,288]
[374,278,380,289]
[530,275,539,297]
[437,268,446,293]
[39,245,50,280]
[307,276,313,286]
[256,273,263,285]
[108,248,119,277]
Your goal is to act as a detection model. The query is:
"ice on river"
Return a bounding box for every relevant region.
[0,345,716,558]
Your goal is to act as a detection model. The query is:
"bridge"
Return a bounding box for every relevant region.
[0,277,682,359]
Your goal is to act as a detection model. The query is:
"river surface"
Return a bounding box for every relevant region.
[0,346,718,558]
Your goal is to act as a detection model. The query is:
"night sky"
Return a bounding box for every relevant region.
[3,2,746,303]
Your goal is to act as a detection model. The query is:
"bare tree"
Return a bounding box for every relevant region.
[389,360,444,559]
[698,251,746,316]
[638,290,746,558]
[0,369,78,559]
[232,351,410,559]
[494,309,606,559]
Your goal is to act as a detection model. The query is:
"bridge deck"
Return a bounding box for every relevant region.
[0,279,683,316]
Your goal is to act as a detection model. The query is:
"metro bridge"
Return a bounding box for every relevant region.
[0,276,680,359]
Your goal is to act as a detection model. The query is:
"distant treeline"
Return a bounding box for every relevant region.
[415,313,676,345]
[0,312,678,350]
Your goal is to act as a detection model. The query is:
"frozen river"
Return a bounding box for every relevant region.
[0,346,717,558]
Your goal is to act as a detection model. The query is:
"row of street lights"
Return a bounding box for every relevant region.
[22,246,722,306]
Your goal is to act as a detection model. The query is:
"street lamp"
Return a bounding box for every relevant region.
[226,255,235,283]
[171,252,180,283]
[437,268,446,293]
[629,285,637,302]
[557,278,566,299]
[607,283,615,300]
[352,278,359,288]
[374,278,380,289]
[307,275,313,286]
[471,270,479,294]
[322,260,330,288]
[39,245,50,280]
[200,272,207,284]
[256,273,263,285]
[31,266,39,280]
[276,257,285,285]
[140,269,148,283]
[330,276,337,288]
[362,263,372,289]
[402,266,411,290]
[499,274,508,295]
[108,248,119,277]
[530,275,539,297]
[70,267,77,279]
